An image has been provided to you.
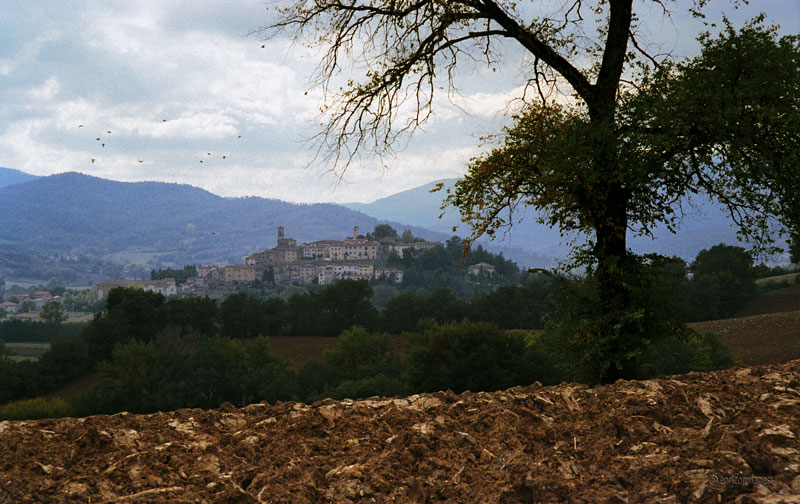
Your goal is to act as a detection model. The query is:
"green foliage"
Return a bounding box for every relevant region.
[688,244,756,320]
[47,285,67,297]
[0,397,71,421]
[219,292,269,339]
[541,254,698,384]
[400,229,415,243]
[61,288,104,313]
[40,301,67,324]
[37,336,91,387]
[380,289,468,332]
[790,229,800,265]
[0,319,85,343]
[403,320,547,394]
[317,280,378,336]
[0,357,47,404]
[164,296,219,337]
[298,327,404,401]
[83,287,167,363]
[368,224,398,241]
[468,280,552,330]
[76,331,295,415]
[638,332,735,379]
[151,264,197,285]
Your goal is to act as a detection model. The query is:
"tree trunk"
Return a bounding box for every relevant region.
[586,102,635,382]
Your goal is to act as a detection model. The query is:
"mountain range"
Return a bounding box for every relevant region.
[0,167,38,189]
[0,169,548,274]
[344,178,785,262]
[0,167,787,280]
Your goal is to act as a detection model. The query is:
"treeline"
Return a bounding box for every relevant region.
[2,319,734,419]
[0,242,775,418]
[151,264,197,285]
[0,320,85,343]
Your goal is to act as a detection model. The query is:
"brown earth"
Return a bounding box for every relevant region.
[689,311,800,367]
[268,335,406,370]
[2,360,800,503]
[687,284,800,367]
[737,285,800,318]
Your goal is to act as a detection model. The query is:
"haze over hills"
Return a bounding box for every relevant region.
[1,167,784,280]
[0,168,549,274]
[344,178,789,262]
[0,167,38,189]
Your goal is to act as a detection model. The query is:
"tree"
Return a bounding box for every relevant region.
[370,224,398,241]
[264,3,799,381]
[400,229,415,243]
[317,280,377,336]
[689,244,756,320]
[48,286,67,297]
[790,229,800,265]
[40,302,67,324]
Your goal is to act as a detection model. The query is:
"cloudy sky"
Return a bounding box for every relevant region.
[1,1,798,204]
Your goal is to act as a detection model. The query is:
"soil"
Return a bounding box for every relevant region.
[2,360,800,503]
[268,335,406,370]
[736,285,800,318]
[689,311,800,367]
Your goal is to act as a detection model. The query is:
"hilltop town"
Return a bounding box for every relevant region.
[92,226,499,299]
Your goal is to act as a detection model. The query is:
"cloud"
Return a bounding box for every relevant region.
[26,77,60,101]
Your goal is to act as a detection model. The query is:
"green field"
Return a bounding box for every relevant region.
[4,342,51,360]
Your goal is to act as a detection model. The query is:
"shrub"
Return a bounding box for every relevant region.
[638,331,735,378]
[403,320,545,394]
[0,397,71,420]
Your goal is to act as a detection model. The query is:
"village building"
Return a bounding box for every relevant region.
[468,262,496,276]
[222,265,263,283]
[0,301,20,314]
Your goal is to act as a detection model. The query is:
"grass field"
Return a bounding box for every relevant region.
[4,342,51,360]
[755,272,799,286]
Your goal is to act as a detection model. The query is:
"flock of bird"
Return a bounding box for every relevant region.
[78,122,241,166]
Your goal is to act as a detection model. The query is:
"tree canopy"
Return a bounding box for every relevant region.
[262,2,799,381]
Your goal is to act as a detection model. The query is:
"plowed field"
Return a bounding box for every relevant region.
[2,360,799,503]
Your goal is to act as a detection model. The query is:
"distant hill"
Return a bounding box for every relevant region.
[0,171,553,271]
[0,172,440,268]
[345,179,462,231]
[345,178,788,262]
[0,167,38,189]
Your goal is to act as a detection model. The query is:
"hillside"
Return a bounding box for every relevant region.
[0,167,38,189]
[686,284,800,367]
[0,170,550,272]
[345,178,790,262]
[0,172,437,268]
[1,360,798,503]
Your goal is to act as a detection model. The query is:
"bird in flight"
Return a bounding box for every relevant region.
[91,159,95,163]
[78,125,84,128]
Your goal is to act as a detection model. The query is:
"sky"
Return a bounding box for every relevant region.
[1,1,798,204]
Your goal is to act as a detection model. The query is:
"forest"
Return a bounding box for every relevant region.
[1,242,785,419]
